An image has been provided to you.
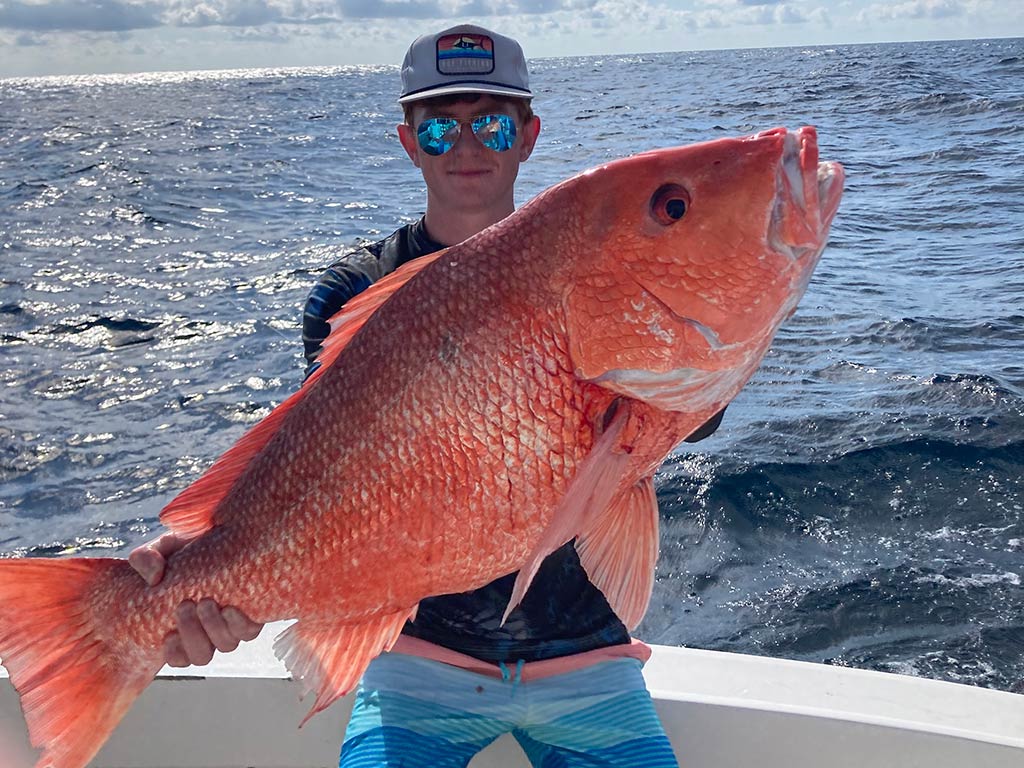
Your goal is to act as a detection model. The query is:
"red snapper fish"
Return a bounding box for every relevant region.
[0,126,843,768]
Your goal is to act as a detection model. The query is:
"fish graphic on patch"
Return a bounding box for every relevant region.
[437,32,495,74]
[452,36,483,50]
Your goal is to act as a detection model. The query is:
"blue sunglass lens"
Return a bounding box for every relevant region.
[417,114,517,156]
[473,114,517,152]
[418,117,460,156]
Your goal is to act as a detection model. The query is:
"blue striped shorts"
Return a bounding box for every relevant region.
[339,652,679,767]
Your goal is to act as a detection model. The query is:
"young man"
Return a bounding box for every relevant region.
[131,23,724,766]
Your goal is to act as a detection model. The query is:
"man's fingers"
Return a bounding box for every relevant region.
[223,606,264,643]
[163,632,192,668]
[196,598,240,654]
[151,533,188,559]
[176,600,215,666]
[129,533,188,587]
[127,546,164,587]
[163,599,261,669]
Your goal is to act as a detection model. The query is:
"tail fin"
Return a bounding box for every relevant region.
[0,558,160,768]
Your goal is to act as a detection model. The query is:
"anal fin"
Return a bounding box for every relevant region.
[576,476,660,630]
[273,606,417,727]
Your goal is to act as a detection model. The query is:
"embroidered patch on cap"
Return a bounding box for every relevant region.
[436,33,495,75]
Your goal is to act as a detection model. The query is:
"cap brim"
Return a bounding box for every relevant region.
[399,83,533,104]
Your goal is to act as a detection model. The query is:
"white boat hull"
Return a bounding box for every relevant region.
[2,622,1022,767]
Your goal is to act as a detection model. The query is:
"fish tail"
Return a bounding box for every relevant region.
[0,558,160,768]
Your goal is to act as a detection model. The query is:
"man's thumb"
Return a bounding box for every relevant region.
[128,547,164,587]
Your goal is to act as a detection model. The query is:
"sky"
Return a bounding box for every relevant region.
[0,0,1021,78]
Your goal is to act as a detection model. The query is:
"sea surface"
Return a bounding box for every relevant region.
[1,38,1022,693]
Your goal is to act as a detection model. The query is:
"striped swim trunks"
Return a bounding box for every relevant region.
[339,652,679,767]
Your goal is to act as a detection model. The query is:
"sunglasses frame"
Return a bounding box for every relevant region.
[416,113,518,157]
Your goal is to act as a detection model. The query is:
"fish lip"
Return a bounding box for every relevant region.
[762,128,844,329]
[770,128,844,259]
[817,160,845,224]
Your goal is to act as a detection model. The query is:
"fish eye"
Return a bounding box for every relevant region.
[650,184,690,226]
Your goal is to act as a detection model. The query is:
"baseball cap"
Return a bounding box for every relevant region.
[399,24,532,104]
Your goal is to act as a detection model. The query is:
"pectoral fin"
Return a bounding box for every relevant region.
[576,476,660,630]
[502,400,638,625]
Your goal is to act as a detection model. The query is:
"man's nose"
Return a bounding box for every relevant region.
[452,123,485,153]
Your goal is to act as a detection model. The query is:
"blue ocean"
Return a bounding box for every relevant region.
[1,38,1021,693]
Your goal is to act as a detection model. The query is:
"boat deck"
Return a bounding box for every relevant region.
[2,621,1023,767]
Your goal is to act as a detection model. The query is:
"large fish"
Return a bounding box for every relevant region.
[0,126,843,768]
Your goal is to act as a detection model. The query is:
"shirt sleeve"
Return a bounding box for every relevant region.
[301,246,383,379]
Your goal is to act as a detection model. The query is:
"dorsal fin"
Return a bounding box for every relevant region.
[158,386,307,539]
[308,249,446,386]
[158,249,446,540]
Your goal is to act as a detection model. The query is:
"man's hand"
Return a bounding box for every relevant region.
[129,533,264,667]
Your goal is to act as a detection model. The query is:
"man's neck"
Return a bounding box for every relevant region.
[422,204,515,247]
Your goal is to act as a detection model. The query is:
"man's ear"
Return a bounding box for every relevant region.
[397,123,421,168]
[519,115,541,162]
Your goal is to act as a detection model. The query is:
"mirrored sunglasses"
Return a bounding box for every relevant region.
[417,114,518,156]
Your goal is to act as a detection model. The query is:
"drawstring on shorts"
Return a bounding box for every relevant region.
[498,658,525,689]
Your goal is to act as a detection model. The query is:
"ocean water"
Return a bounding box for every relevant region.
[1,38,1022,692]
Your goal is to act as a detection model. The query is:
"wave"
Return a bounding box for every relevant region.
[650,435,1024,691]
[870,90,1017,119]
[813,317,1024,373]
[658,436,1024,530]
[41,315,162,349]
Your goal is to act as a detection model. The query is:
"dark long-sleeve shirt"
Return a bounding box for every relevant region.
[302,218,724,663]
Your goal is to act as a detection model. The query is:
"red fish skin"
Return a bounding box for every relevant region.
[130,127,837,637]
[58,208,601,662]
[120,202,597,617]
[0,126,843,768]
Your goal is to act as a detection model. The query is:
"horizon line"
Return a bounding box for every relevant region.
[2,33,1020,84]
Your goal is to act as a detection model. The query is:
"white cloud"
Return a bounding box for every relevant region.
[229,21,294,40]
[15,30,45,45]
[160,1,446,26]
[0,1,161,31]
[0,0,840,61]
[1,0,1018,78]
[637,0,822,30]
[165,2,283,27]
[0,0,601,34]
[857,0,969,22]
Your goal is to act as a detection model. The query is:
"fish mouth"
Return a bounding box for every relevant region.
[753,127,844,325]
[768,126,844,259]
